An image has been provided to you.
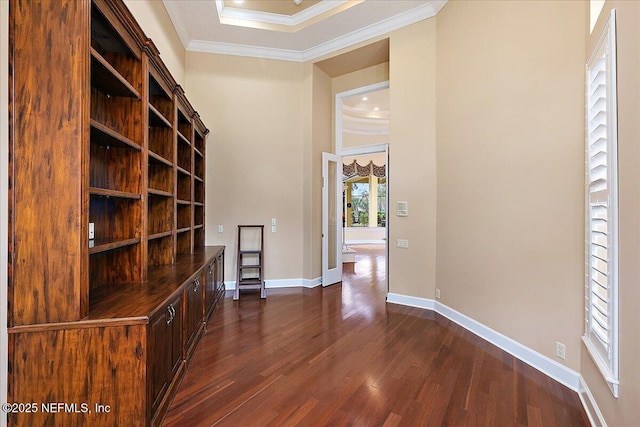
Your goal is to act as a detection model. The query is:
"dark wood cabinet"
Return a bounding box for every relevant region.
[7,0,223,426]
[205,253,225,323]
[184,275,204,356]
[215,252,226,304]
[150,293,183,424]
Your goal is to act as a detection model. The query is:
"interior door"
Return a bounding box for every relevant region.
[322,152,342,286]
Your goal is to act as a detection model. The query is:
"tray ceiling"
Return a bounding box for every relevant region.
[162,0,447,62]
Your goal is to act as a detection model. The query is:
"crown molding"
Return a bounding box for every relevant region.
[186,0,448,62]
[188,40,304,62]
[343,104,390,119]
[343,115,389,135]
[301,0,445,61]
[215,0,352,28]
[344,128,390,136]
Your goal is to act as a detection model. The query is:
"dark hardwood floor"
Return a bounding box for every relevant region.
[164,245,589,426]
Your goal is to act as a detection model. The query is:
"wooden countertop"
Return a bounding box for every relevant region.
[9,246,225,333]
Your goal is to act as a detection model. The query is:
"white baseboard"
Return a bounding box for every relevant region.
[579,376,608,427]
[225,277,322,291]
[386,293,435,310]
[386,293,580,392]
[302,277,322,288]
[434,301,581,392]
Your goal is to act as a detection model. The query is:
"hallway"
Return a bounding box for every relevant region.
[163,247,588,426]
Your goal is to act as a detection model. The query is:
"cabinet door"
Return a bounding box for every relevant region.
[184,276,204,355]
[149,294,182,416]
[205,261,215,319]
[216,253,225,302]
[169,297,183,376]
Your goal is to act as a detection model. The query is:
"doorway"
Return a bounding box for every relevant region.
[322,81,389,292]
[340,148,388,292]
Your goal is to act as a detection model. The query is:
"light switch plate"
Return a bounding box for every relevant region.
[396,239,409,248]
[396,201,408,217]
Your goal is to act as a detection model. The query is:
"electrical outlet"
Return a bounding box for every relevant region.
[435,289,441,299]
[272,225,276,233]
[89,223,95,240]
[555,342,566,360]
[218,225,223,233]
[396,239,409,248]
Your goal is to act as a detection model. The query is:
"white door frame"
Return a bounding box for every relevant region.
[322,152,343,286]
[333,81,390,293]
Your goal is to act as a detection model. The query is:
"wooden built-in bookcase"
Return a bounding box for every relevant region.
[7,0,224,425]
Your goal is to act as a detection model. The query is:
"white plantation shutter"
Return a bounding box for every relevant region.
[584,9,618,398]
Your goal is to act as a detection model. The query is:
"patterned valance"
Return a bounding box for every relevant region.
[343,160,386,178]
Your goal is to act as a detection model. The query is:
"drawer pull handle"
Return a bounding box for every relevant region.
[194,278,200,292]
[166,304,175,324]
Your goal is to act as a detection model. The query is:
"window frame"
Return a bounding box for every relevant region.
[583,8,619,398]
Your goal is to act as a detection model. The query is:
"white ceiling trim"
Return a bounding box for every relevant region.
[344,128,390,136]
[188,40,304,62]
[185,0,448,62]
[343,105,390,119]
[343,115,389,126]
[214,0,350,27]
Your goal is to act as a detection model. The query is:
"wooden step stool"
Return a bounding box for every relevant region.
[234,225,266,300]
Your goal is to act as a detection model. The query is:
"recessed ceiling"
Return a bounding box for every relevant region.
[162,0,447,62]
[223,0,321,16]
[343,88,389,136]
[215,0,362,33]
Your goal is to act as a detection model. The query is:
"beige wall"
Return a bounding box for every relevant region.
[185,53,307,282]
[581,1,640,424]
[436,0,585,369]
[388,19,437,299]
[124,0,186,84]
[1,1,9,423]
[332,62,389,97]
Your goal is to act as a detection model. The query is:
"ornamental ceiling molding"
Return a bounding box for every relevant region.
[175,1,448,62]
[342,114,389,136]
[343,104,389,119]
[214,0,362,33]
[342,104,389,135]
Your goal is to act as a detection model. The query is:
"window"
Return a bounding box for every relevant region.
[344,177,386,228]
[583,9,619,398]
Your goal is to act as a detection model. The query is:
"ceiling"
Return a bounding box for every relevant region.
[162,0,447,62]
[343,88,389,136]
[223,0,322,16]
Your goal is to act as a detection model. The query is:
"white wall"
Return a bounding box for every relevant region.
[1,1,9,425]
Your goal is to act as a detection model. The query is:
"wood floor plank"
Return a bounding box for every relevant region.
[163,245,589,426]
